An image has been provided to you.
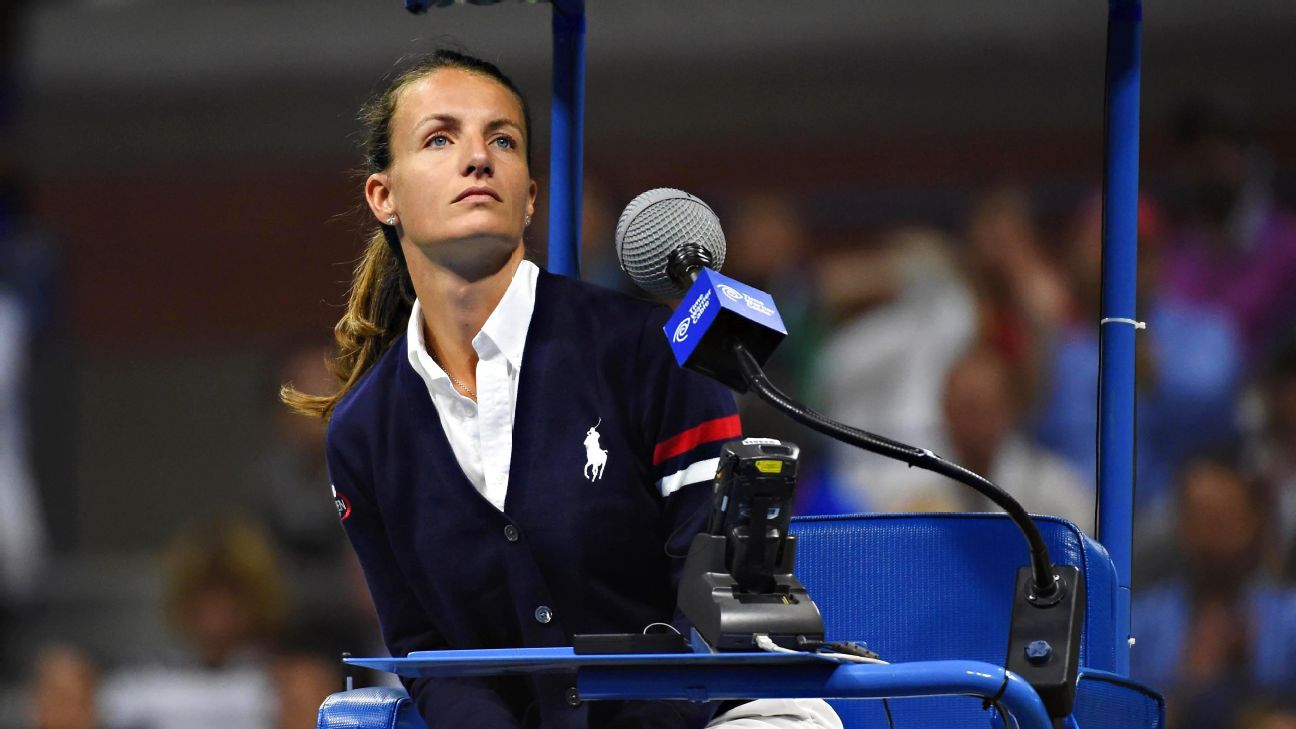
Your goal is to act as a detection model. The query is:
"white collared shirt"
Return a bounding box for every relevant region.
[406,259,539,512]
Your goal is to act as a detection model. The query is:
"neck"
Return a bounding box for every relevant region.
[406,239,526,395]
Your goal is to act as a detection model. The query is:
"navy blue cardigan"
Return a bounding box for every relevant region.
[326,271,741,729]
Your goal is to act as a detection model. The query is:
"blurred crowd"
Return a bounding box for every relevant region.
[3,90,1296,728]
[2,347,397,728]
[798,100,1296,727]
[592,98,1296,728]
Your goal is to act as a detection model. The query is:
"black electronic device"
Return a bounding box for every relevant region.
[1004,564,1086,717]
[707,438,800,593]
[677,438,825,651]
[572,632,690,655]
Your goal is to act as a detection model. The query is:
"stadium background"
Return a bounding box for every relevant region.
[2,2,1295,728]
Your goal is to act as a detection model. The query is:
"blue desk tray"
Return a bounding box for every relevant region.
[345,646,837,678]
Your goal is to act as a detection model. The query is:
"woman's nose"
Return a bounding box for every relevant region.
[463,137,493,177]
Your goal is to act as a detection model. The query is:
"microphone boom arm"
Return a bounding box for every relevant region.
[732,342,1060,600]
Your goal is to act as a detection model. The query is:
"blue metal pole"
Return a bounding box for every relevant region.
[1096,0,1142,677]
[546,0,586,278]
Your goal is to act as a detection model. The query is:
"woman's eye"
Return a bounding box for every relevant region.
[427,134,449,148]
[492,136,516,150]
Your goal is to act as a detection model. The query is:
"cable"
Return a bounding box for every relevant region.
[753,634,888,665]
[754,635,895,728]
[731,342,1060,600]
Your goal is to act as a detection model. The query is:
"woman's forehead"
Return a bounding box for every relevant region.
[393,70,525,133]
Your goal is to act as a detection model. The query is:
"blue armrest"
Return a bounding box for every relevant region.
[317,686,426,729]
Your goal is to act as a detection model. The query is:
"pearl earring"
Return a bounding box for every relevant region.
[386,215,397,226]
[524,214,532,227]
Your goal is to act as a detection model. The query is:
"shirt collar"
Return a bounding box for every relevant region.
[476,258,538,370]
[405,258,539,377]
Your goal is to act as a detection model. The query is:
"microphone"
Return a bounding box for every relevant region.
[615,188,786,391]
[615,188,727,297]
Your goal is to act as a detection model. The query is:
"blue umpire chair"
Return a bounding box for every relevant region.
[319,0,1158,725]
[317,513,1163,728]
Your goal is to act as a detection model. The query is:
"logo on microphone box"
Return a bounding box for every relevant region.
[674,289,713,343]
[719,283,774,316]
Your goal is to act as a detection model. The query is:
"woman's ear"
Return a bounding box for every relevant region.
[365,172,395,224]
[527,179,538,220]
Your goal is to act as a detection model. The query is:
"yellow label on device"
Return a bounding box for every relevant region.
[755,460,783,474]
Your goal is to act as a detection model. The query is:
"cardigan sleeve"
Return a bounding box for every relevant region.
[326,430,524,729]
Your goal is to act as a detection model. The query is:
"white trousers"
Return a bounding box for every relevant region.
[706,699,843,729]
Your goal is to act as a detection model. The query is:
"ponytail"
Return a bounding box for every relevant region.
[280,227,411,421]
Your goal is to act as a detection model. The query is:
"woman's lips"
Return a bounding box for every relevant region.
[454,187,502,203]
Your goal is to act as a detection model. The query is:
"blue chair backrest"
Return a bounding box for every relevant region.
[789,513,1126,728]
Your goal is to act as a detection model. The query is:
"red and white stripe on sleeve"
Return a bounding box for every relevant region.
[652,413,742,497]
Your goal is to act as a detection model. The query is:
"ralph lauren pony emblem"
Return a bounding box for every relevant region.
[583,419,609,482]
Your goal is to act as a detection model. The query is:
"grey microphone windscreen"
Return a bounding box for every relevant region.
[614,188,726,298]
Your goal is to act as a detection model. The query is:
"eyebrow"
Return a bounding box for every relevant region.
[412,114,524,138]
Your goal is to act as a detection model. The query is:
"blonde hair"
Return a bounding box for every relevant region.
[281,50,531,421]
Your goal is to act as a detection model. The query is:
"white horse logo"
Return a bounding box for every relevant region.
[583,419,609,482]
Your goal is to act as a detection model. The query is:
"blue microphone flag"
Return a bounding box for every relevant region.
[664,268,787,391]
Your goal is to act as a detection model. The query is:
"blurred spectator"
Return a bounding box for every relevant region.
[0,288,44,621]
[162,519,285,667]
[0,164,49,685]
[961,185,1070,398]
[814,227,976,512]
[30,646,99,729]
[860,345,1094,531]
[722,191,832,470]
[1250,338,1296,575]
[260,345,344,562]
[1032,194,1242,518]
[270,652,340,729]
[939,346,1092,531]
[265,346,389,667]
[724,191,830,378]
[280,548,394,689]
[1237,697,1296,729]
[97,520,284,729]
[1131,452,1296,729]
[578,173,635,295]
[1162,100,1296,360]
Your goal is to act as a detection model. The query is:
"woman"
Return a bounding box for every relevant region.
[285,51,837,729]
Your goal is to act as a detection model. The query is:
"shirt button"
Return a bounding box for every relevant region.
[503,524,519,542]
[534,605,553,624]
[565,686,581,707]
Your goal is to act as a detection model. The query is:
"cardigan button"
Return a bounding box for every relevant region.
[534,605,553,624]
[565,686,581,707]
[504,524,520,542]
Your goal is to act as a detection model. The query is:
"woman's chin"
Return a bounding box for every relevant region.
[413,228,519,251]
[412,234,522,280]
